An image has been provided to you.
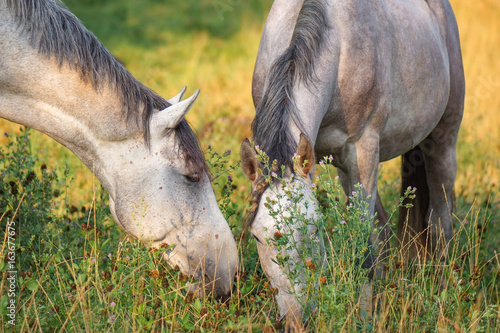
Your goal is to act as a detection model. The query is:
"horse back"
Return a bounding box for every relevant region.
[252,0,464,161]
[321,0,462,160]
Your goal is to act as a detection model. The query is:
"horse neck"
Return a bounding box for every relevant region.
[254,0,339,149]
[0,41,144,193]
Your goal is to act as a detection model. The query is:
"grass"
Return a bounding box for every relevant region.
[1,0,499,331]
[1,129,498,332]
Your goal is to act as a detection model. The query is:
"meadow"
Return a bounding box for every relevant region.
[1,0,499,331]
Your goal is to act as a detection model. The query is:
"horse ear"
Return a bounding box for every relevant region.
[240,139,259,182]
[167,86,187,105]
[152,90,200,135]
[296,133,315,178]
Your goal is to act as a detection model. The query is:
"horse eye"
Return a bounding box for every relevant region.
[184,172,201,183]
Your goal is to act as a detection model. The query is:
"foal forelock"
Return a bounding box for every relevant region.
[5,0,208,173]
[6,0,166,146]
[251,0,327,174]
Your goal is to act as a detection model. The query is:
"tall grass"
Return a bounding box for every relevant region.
[1,130,498,331]
[1,0,499,331]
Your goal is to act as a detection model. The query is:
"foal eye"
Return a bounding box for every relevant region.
[184,172,201,183]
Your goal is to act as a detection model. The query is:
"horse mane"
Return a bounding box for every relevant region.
[243,0,328,232]
[251,0,327,174]
[5,0,209,175]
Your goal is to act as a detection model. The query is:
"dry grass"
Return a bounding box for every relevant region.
[452,0,500,201]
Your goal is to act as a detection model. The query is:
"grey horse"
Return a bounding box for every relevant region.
[241,0,464,330]
[0,0,238,298]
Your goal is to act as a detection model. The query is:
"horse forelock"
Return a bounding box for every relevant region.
[5,0,168,147]
[251,0,327,174]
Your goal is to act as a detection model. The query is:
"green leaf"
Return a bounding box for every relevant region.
[101,238,111,247]
[26,279,38,292]
[0,295,8,311]
[182,322,196,331]
[193,298,202,312]
[78,273,86,283]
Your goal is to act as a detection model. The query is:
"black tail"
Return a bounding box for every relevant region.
[398,146,430,259]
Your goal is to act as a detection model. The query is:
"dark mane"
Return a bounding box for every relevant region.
[6,0,208,174]
[243,0,327,231]
[251,0,327,174]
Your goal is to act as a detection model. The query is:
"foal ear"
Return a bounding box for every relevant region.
[240,139,259,182]
[152,90,200,134]
[296,133,315,178]
[167,86,187,105]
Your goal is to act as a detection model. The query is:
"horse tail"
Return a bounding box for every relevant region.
[398,146,430,259]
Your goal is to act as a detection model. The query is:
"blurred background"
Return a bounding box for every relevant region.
[0,0,498,210]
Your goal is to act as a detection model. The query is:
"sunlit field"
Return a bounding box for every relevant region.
[1,0,499,331]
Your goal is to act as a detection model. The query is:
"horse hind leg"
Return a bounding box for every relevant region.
[398,146,431,260]
[419,123,460,260]
[399,18,465,261]
[419,0,465,261]
[399,124,460,262]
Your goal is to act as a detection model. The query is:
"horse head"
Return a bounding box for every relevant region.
[1,0,238,303]
[240,134,323,328]
[107,89,238,299]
